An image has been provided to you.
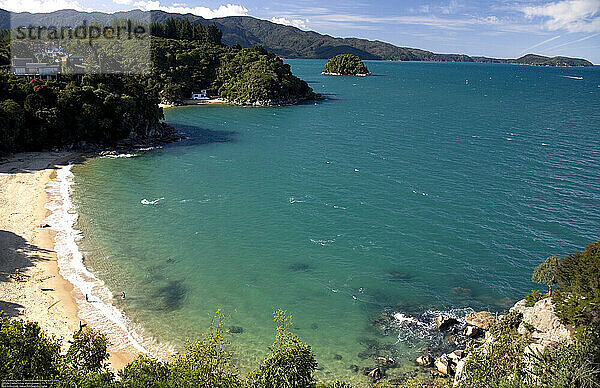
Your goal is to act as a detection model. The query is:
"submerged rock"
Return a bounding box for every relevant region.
[452,286,473,296]
[465,311,496,330]
[228,326,244,334]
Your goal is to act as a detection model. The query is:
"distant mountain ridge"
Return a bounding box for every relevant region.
[1,8,594,66]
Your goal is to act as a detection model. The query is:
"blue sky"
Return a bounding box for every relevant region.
[3,0,600,63]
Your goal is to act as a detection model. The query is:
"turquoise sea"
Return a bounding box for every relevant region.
[66,60,599,383]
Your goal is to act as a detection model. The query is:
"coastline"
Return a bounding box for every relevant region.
[159,98,228,109]
[0,152,134,371]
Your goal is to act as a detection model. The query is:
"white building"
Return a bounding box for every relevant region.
[11,58,59,80]
[191,90,209,100]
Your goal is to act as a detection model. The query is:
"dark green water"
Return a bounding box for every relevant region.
[67,60,599,383]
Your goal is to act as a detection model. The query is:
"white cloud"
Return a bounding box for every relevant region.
[0,0,84,12]
[522,0,600,32]
[133,1,248,18]
[113,0,133,5]
[271,17,309,29]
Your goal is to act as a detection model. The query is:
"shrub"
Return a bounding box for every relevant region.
[64,328,110,373]
[525,290,543,307]
[246,310,318,388]
[460,311,530,388]
[528,326,600,387]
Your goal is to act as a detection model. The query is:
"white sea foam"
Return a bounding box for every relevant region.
[393,312,420,325]
[391,307,475,344]
[310,238,336,246]
[45,164,173,359]
[141,198,164,205]
[137,146,162,151]
[103,153,138,158]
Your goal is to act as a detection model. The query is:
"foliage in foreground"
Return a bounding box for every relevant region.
[2,240,600,387]
[246,310,318,388]
[1,310,320,388]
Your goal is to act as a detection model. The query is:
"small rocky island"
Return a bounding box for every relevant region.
[322,54,371,76]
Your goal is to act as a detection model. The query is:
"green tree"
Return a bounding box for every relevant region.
[553,240,600,328]
[64,328,110,372]
[168,310,240,387]
[119,355,170,388]
[246,310,318,388]
[0,99,26,152]
[0,314,62,380]
[532,256,560,296]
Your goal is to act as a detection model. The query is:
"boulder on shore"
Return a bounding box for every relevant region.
[367,367,383,381]
[375,356,395,366]
[465,311,496,330]
[464,325,482,338]
[434,355,454,375]
[416,354,433,367]
[435,315,458,331]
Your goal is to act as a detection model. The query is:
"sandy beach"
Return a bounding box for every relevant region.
[0,152,131,371]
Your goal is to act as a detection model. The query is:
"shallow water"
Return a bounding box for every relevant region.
[68,60,600,384]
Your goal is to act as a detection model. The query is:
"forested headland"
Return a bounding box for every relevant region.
[0,18,320,154]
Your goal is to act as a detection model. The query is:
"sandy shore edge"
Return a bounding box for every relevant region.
[0,152,133,371]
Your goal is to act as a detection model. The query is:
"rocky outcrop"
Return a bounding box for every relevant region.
[465,311,496,330]
[450,297,573,386]
[433,349,468,377]
[510,297,572,349]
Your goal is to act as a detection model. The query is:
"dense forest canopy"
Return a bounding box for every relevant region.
[322,54,370,76]
[0,18,319,153]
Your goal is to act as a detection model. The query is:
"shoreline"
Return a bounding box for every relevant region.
[159,98,228,109]
[0,152,134,371]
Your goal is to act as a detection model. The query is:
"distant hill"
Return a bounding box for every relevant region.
[511,54,592,67]
[0,8,594,66]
